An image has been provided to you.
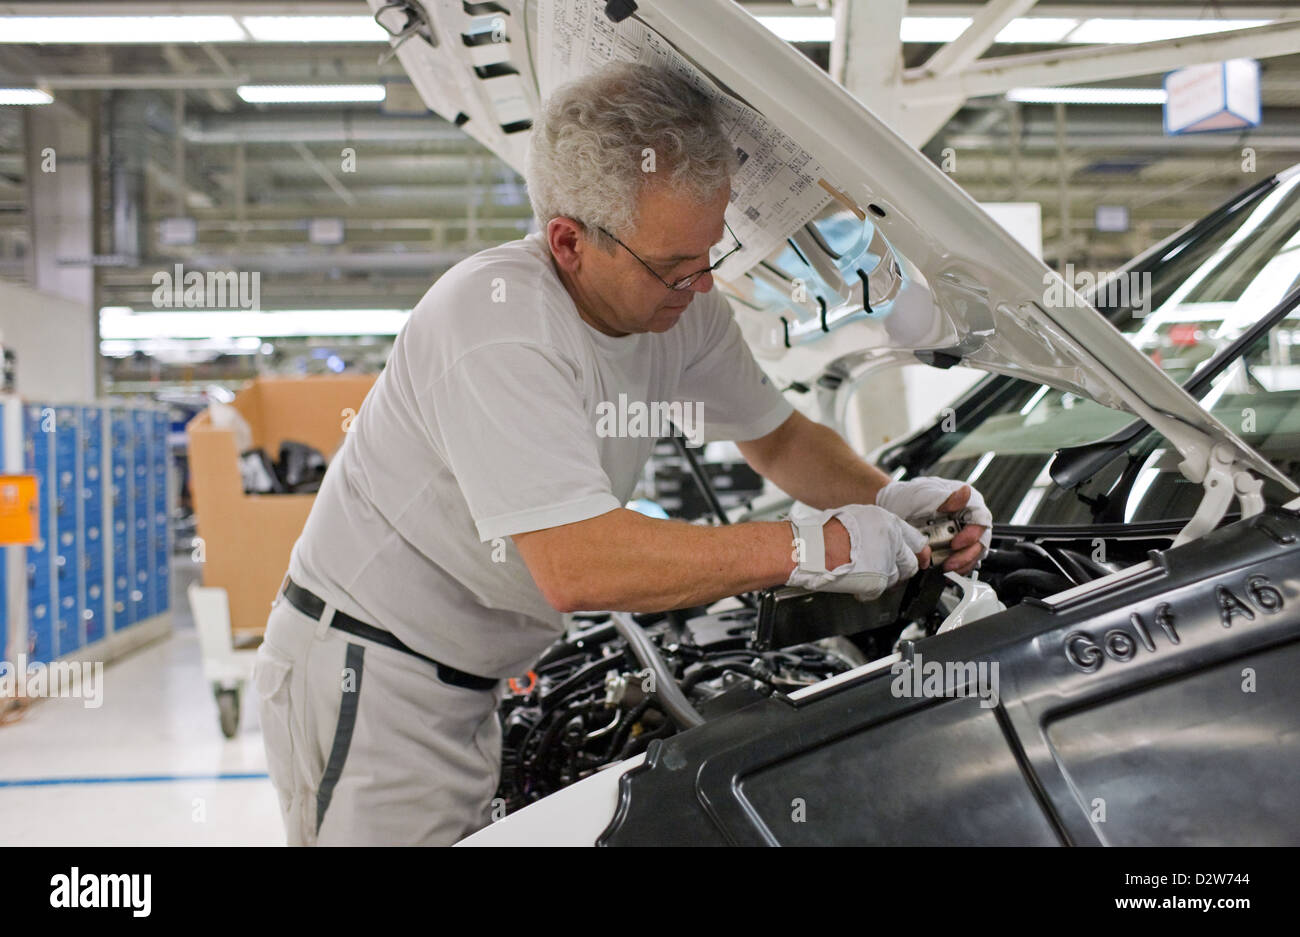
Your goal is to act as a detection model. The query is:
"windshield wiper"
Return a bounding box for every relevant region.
[1050,283,1300,490]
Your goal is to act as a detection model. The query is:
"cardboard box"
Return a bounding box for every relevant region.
[187,375,376,636]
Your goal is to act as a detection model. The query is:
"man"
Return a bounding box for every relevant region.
[253,62,991,847]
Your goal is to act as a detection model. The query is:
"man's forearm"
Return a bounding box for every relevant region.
[513,508,809,614]
[743,413,893,510]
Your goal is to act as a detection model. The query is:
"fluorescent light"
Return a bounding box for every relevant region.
[756,16,836,43]
[99,309,410,340]
[1007,87,1167,105]
[995,18,1080,44]
[237,84,386,104]
[1064,18,1269,45]
[241,16,388,42]
[0,16,246,44]
[0,88,52,105]
[901,17,973,43]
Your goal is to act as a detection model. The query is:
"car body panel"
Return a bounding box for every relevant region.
[457,753,646,846]
[596,507,1300,846]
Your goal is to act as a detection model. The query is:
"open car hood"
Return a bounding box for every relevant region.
[370,0,1295,495]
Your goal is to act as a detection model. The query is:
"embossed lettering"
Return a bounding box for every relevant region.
[1104,629,1136,662]
[1155,603,1179,643]
[1217,586,1255,628]
[1246,575,1283,612]
[1065,631,1103,673]
[1130,612,1155,652]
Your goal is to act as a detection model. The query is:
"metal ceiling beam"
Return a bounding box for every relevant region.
[917,0,1040,79]
[183,113,476,145]
[200,43,240,82]
[290,141,356,207]
[161,43,234,111]
[837,0,909,128]
[25,74,247,90]
[143,158,214,210]
[943,132,1300,151]
[904,19,1300,102]
[167,250,470,273]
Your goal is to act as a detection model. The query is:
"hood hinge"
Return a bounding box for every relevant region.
[1174,443,1266,547]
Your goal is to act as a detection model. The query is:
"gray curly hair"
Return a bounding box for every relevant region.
[526,62,737,251]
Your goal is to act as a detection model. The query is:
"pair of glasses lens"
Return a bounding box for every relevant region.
[595,222,743,291]
[668,225,743,290]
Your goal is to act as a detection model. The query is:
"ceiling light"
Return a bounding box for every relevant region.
[900,17,973,43]
[995,18,1080,44]
[240,16,389,42]
[99,309,411,340]
[237,84,386,104]
[0,88,53,105]
[0,16,246,44]
[755,16,836,43]
[1064,18,1269,45]
[1007,87,1168,105]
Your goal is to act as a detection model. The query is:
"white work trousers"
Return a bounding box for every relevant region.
[253,591,506,846]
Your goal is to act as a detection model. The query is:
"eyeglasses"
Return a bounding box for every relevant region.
[594,220,742,291]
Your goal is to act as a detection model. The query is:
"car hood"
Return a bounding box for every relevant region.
[371,0,1294,492]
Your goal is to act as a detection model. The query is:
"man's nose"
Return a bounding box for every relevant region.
[688,271,714,293]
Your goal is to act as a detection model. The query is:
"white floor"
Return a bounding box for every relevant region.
[0,557,285,845]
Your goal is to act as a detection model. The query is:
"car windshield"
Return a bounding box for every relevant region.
[911,170,1300,528]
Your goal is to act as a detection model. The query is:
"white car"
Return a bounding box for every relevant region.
[372,0,1300,846]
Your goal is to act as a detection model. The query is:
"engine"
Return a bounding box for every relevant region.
[492,524,1170,812]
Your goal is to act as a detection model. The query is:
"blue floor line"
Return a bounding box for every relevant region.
[0,772,270,787]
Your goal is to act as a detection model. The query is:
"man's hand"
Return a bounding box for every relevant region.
[787,503,930,599]
[933,486,989,575]
[873,478,993,576]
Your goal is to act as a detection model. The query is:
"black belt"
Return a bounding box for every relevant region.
[282,579,498,691]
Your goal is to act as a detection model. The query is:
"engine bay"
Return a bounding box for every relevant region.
[493,527,1168,811]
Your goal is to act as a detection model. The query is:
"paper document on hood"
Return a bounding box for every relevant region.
[538,0,833,280]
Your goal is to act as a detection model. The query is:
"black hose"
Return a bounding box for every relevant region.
[542,654,625,713]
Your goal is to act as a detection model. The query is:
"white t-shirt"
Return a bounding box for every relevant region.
[288,231,794,678]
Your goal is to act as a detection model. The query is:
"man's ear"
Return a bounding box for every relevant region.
[547,217,585,275]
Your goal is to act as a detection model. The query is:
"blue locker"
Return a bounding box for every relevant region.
[11,402,173,662]
[81,407,107,645]
[53,407,82,656]
[24,404,55,664]
[151,411,170,614]
[110,410,133,629]
[131,410,152,624]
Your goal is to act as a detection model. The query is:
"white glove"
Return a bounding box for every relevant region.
[785,502,928,599]
[874,477,993,554]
